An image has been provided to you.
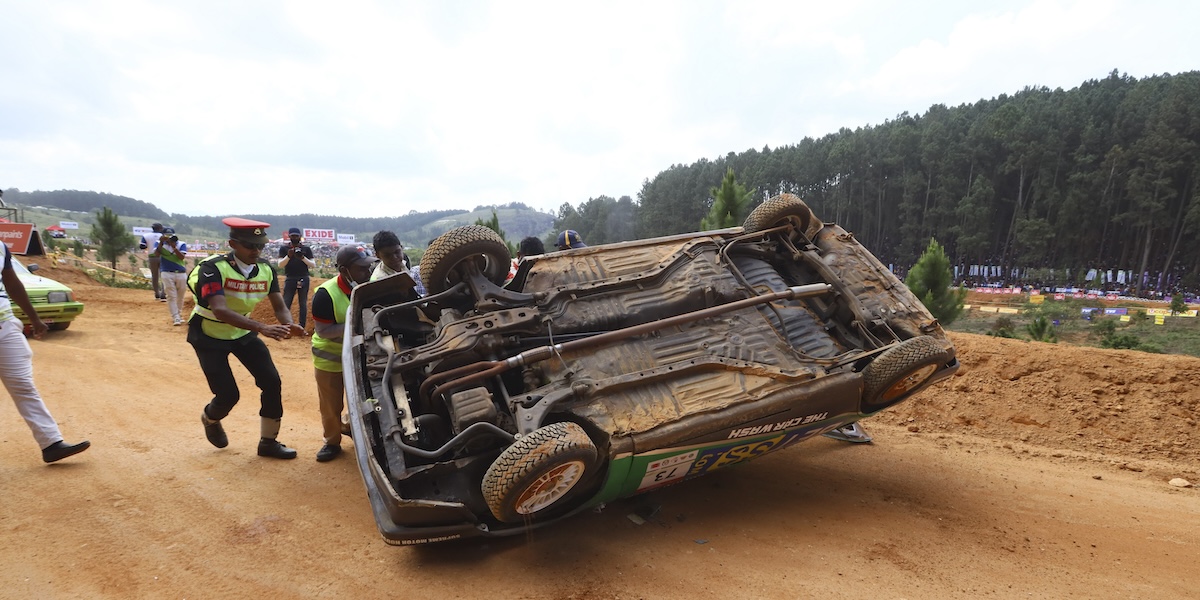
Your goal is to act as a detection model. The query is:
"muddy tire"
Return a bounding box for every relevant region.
[743,193,816,240]
[420,225,511,295]
[862,336,951,412]
[48,322,71,331]
[482,422,599,523]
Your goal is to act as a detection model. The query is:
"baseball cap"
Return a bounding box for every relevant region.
[222,217,271,245]
[162,227,176,235]
[288,227,302,236]
[336,245,377,269]
[556,230,587,250]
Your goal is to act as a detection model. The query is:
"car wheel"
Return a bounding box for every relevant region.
[48,322,70,331]
[419,225,511,295]
[743,193,817,240]
[482,422,599,523]
[862,336,951,412]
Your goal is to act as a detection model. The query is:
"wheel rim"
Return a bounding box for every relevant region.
[880,364,939,402]
[514,460,586,515]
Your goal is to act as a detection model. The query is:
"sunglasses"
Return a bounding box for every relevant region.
[234,240,266,250]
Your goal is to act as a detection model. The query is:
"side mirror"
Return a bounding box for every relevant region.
[28,264,39,273]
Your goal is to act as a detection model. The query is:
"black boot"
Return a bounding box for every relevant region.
[202,409,228,448]
[258,439,298,459]
[42,440,91,463]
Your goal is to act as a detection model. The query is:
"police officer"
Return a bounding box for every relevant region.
[310,245,377,462]
[188,218,305,459]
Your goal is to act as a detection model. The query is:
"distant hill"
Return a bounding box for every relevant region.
[1,189,556,248]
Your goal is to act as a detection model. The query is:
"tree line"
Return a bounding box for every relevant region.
[10,70,1199,295]
[557,70,1200,294]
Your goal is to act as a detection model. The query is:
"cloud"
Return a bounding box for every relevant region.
[1,1,1198,218]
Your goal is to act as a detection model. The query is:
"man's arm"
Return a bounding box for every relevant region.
[310,287,342,340]
[268,292,305,337]
[301,246,317,269]
[206,293,302,340]
[161,240,185,261]
[2,264,48,339]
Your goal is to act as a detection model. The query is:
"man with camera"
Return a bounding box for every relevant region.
[152,227,189,326]
[139,223,166,302]
[277,227,316,332]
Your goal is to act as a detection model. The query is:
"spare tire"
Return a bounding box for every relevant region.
[419,225,511,295]
[743,193,816,240]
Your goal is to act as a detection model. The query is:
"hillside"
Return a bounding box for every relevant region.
[3,189,556,248]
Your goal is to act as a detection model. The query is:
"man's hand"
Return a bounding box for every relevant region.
[258,323,294,340]
[28,317,49,340]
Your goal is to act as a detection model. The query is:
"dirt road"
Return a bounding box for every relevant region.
[2,260,1197,599]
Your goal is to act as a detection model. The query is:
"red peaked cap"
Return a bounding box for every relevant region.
[222,217,271,244]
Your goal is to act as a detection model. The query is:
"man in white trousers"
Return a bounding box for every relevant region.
[0,244,90,463]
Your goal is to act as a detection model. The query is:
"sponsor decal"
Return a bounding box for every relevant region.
[0,223,35,254]
[400,534,462,545]
[304,228,337,242]
[691,435,789,474]
[727,412,828,439]
[637,450,698,491]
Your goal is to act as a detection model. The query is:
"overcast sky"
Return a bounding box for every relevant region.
[2,0,1196,219]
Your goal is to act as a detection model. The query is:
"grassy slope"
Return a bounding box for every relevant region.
[949,296,1200,358]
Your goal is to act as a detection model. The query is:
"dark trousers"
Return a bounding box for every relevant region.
[190,329,283,420]
[282,276,309,327]
[148,256,163,298]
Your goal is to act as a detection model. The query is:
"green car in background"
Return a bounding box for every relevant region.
[9,256,85,331]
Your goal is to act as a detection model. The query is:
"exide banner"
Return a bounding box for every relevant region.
[304,228,336,242]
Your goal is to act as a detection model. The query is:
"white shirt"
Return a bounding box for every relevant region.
[142,232,164,253]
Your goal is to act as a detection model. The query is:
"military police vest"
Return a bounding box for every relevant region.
[189,254,274,340]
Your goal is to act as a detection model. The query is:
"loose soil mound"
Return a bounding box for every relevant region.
[877,334,1200,479]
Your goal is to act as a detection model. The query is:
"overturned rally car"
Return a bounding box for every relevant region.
[343,193,959,545]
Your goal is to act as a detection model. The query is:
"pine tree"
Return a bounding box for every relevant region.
[700,168,754,231]
[1170,293,1187,316]
[905,238,967,326]
[1026,315,1058,343]
[91,207,136,279]
[474,209,515,256]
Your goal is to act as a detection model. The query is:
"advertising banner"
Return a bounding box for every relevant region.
[336,234,356,245]
[0,223,35,254]
[304,228,336,243]
[59,221,79,229]
[133,226,153,236]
